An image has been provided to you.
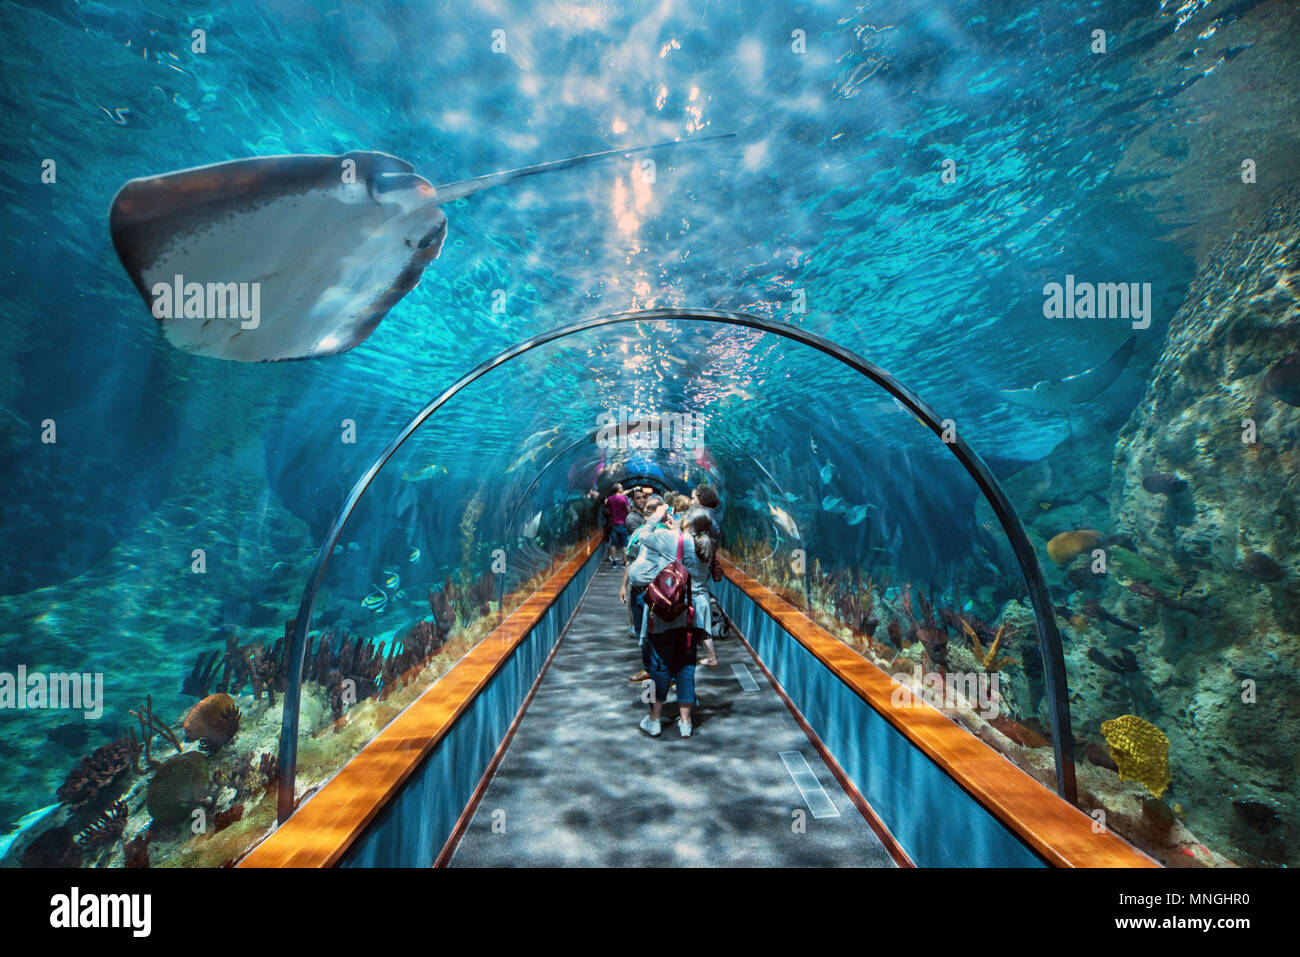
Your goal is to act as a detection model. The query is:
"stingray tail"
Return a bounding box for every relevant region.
[432,132,738,203]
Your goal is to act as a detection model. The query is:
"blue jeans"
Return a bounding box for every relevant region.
[609,524,629,549]
[648,630,696,707]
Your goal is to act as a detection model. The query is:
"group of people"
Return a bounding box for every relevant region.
[602,483,723,739]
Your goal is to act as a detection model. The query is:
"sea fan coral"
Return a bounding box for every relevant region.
[56,737,137,811]
[1100,714,1171,798]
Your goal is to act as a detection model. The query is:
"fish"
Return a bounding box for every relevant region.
[768,503,799,540]
[382,569,400,589]
[109,134,738,361]
[523,510,542,539]
[1087,646,1138,674]
[819,463,834,484]
[401,463,448,482]
[408,547,421,564]
[1081,599,1141,633]
[1142,472,1188,495]
[821,495,842,511]
[507,441,554,474]
[782,491,799,503]
[845,504,872,525]
[361,586,388,611]
[809,438,819,454]
[997,336,1137,412]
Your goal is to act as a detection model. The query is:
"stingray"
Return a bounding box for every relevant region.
[997,335,1137,417]
[109,133,737,362]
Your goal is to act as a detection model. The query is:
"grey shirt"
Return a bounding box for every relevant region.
[633,527,711,634]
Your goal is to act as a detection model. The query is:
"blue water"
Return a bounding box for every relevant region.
[0,0,1293,867]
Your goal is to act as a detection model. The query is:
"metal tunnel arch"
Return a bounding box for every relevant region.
[276,308,1076,822]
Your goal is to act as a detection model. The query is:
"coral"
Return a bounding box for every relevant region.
[887,620,904,646]
[1100,715,1171,798]
[75,801,128,848]
[123,831,151,868]
[216,632,252,694]
[428,585,454,638]
[181,648,221,698]
[213,804,244,833]
[182,693,241,751]
[146,751,212,826]
[989,715,1050,749]
[917,626,947,669]
[56,737,137,811]
[830,570,879,635]
[1046,529,1100,565]
[258,752,278,791]
[130,694,184,769]
[963,620,1019,672]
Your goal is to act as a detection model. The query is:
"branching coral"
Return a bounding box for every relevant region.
[181,649,221,698]
[963,620,1020,672]
[129,694,183,769]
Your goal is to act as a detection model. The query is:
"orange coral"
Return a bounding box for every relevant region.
[182,693,241,750]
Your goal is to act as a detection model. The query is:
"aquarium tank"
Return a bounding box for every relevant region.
[0,0,1296,871]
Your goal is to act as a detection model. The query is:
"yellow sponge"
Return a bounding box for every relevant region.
[1100,715,1171,798]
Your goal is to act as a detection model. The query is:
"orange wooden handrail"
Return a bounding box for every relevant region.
[718,555,1158,868]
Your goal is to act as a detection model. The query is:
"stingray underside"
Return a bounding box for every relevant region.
[109,151,446,361]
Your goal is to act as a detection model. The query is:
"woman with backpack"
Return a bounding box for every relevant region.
[636,502,714,738]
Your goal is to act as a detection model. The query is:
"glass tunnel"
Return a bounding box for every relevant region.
[0,0,1297,879]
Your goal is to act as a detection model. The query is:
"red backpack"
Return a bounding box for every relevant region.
[646,533,693,631]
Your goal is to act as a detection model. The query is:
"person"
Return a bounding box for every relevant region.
[621,494,671,678]
[635,502,713,738]
[603,483,631,565]
[625,488,648,537]
[685,484,726,651]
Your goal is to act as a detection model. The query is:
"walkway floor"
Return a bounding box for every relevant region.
[449,562,896,867]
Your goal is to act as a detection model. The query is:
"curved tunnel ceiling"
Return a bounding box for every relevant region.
[275,308,1074,821]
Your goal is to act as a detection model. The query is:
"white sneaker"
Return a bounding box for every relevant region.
[678,718,693,738]
[639,715,662,737]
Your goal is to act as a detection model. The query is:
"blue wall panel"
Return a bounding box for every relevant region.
[715,577,1046,868]
[338,550,598,868]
